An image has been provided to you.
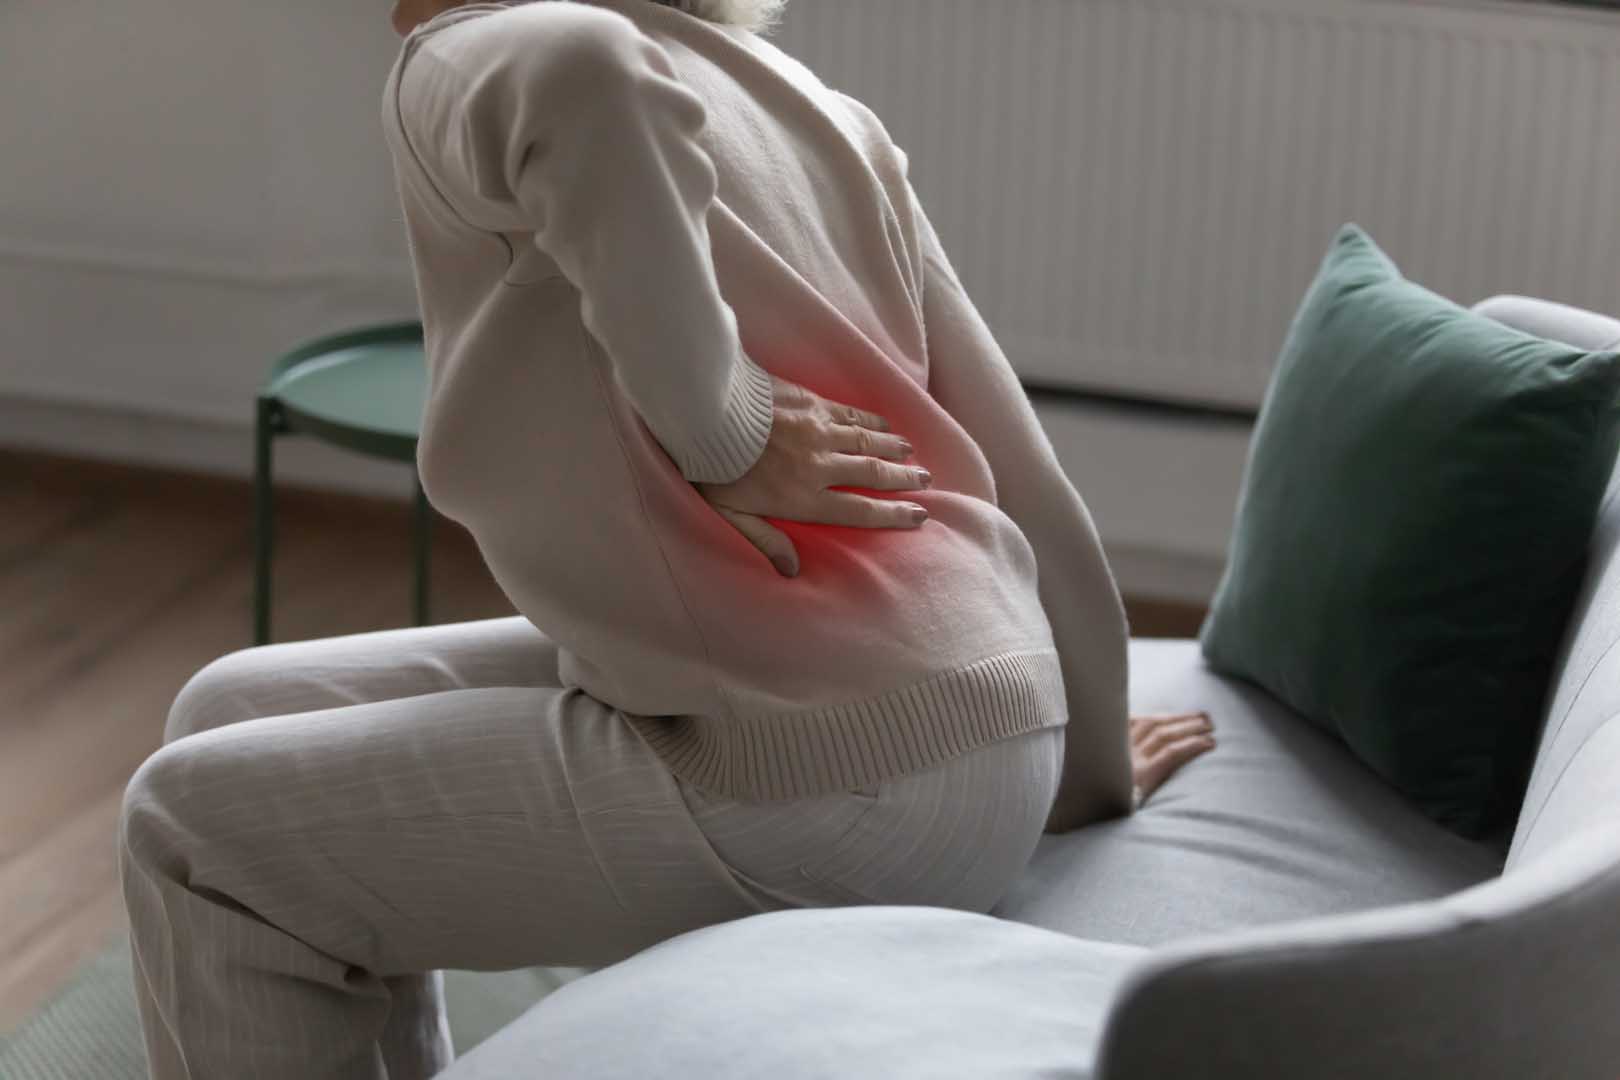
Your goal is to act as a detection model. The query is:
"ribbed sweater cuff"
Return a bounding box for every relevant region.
[672,348,776,484]
[629,648,1068,802]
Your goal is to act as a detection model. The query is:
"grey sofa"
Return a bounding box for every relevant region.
[440,296,1620,1079]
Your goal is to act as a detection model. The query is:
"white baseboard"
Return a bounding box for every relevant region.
[1105,543,1224,609]
[0,392,417,502]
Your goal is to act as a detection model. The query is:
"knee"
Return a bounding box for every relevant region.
[163,648,265,745]
[119,742,196,876]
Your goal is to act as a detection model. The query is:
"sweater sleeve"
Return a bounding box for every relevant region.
[911,190,1136,833]
[396,4,774,484]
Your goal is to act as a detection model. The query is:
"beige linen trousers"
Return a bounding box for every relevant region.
[118,615,1063,1079]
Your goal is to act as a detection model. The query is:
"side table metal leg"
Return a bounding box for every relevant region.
[253,397,276,646]
[413,466,432,626]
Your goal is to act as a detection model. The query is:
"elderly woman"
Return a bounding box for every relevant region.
[118,1,1215,1076]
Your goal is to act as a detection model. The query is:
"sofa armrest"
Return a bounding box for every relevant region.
[1093,824,1620,1080]
[441,905,1149,1079]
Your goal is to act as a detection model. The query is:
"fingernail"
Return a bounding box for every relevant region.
[916,469,932,487]
[772,556,797,577]
[900,441,915,456]
[909,504,929,523]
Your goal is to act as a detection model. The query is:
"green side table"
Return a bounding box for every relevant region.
[254,320,432,645]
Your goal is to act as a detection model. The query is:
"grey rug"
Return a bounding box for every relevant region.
[0,930,590,1079]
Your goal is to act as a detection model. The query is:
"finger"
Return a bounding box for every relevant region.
[811,491,929,529]
[822,399,892,433]
[821,452,932,493]
[1140,738,1218,790]
[711,506,800,576]
[1150,734,1216,774]
[826,423,915,462]
[1131,715,1207,755]
[1130,711,1211,730]
[1138,735,1216,800]
[1134,715,1214,756]
[1129,711,1211,737]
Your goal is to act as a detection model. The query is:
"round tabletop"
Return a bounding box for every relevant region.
[265,340,426,462]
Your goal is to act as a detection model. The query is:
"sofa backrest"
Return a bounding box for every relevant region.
[1471,296,1620,872]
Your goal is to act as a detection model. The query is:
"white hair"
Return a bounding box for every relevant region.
[651,0,789,34]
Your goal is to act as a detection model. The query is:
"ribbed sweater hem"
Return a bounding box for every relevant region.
[628,647,1068,802]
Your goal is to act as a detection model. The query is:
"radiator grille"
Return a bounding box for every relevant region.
[773,0,1620,409]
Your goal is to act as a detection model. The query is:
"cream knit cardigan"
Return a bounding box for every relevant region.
[382,0,1133,829]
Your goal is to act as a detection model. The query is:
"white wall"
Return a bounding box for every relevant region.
[0,0,419,424]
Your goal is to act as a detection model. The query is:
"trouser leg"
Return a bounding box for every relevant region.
[120,681,767,1079]
[123,616,591,1079]
[161,615,563,746]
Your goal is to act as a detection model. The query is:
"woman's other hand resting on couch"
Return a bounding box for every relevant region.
[1129,710,1216,807]
[695,373,933,578]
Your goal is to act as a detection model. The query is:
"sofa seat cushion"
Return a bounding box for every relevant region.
[437,906,1147,1080]
[992,640,1505,946]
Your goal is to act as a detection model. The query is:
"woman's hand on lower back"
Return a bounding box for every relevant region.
[695,373,932,577]
[1129,711,1216,805]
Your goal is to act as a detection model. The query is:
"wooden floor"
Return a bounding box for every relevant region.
[0,446,1205,1032]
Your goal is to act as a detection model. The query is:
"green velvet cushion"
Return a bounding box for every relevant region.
[1199,224,1620,839]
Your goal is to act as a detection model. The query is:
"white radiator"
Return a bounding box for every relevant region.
[772,0,1620,410]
